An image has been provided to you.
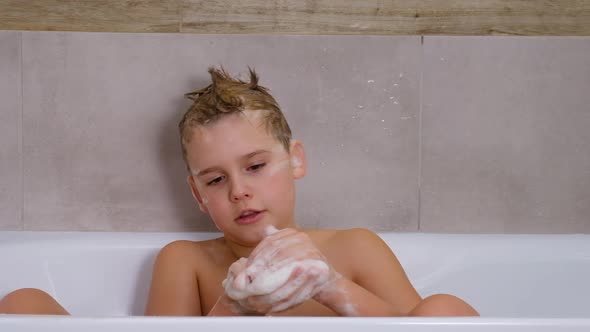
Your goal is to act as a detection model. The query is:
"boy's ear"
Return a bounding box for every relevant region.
[289,140,307,179]
[187,175,209,214]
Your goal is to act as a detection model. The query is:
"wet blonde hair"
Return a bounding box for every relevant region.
[179,67,292,170]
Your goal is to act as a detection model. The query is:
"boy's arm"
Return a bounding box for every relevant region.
[144,240,242,316]
[144,241,204,316]
[314,228,422,316]
[145,241,251,316]
[208,293,248,316]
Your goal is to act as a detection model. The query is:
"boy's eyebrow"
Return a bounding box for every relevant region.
[195,167,221,177]
[196,149,271,177]
[243,149,271,160]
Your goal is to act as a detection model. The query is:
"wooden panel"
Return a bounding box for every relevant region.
[1,0,589,35]
[0,0,180,32]
[180,0,590,35]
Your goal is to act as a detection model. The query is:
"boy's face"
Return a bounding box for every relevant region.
[185,110,306,246]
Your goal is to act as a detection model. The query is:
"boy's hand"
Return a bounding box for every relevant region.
[223,228,341,314]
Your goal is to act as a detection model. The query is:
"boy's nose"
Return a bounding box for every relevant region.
[231,190,251,202]
[229,179,252,202]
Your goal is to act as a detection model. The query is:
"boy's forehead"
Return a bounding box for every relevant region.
[186,111,285,167]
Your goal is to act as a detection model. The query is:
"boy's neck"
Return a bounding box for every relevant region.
[225,241,255,259]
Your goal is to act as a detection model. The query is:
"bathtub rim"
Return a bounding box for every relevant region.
[1,315,590,332]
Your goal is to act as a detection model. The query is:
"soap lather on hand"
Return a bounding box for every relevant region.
[222,226,340,314]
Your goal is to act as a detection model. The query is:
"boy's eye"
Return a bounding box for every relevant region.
[248,163,266,171]
[206,176,224,186]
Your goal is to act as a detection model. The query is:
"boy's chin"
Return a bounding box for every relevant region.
[224,224,271,244]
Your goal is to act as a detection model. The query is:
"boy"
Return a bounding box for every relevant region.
[144,67,478,317]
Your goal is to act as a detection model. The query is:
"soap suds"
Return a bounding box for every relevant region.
[291,157,302,168]
[267,159,290,176]
[313,277,358,316]
[224,258,331,305]
[264,225,279,236]
[222,225,354,315]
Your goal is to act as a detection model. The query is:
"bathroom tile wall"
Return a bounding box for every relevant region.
[0,31,22,230]
[421,37,590,233]
[0,31,588,233]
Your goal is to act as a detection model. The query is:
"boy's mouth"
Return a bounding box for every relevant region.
[235,209,265,225]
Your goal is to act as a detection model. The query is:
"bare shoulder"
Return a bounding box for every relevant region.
[305,228,390,277]
[332,228,397,264]
[337,227,381,241]
[308,227,385,249]
[156,239,206,261]
[152,237,229,276]
[312,228,421,314]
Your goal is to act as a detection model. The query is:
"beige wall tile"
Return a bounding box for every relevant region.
[420,37,590,233]
[280,36,421,231]
[0,31,22,230]
[22,32,207,231]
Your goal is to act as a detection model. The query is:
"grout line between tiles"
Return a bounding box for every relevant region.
[19,31,25,231]
[417,35,424,232]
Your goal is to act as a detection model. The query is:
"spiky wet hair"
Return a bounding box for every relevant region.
[179,67,292,170]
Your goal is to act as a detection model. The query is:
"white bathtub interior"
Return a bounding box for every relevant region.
[1,231,588,319]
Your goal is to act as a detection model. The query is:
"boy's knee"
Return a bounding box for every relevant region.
[2,288,52,303]
[410,294,479,317]
[0,288,67,315]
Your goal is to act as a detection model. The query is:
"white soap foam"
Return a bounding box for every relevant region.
[264,225,279,236]
[291,156,302,168]
[221,226,355,314]
[268,261,331,312]
[265,272,307,304]
[314,275,358,316]
[223,228,330,306]
[270,282,314,313]
[224,259,330,302]
[267,159,290,176]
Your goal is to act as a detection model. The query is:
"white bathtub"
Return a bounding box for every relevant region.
[0,231,589,331]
